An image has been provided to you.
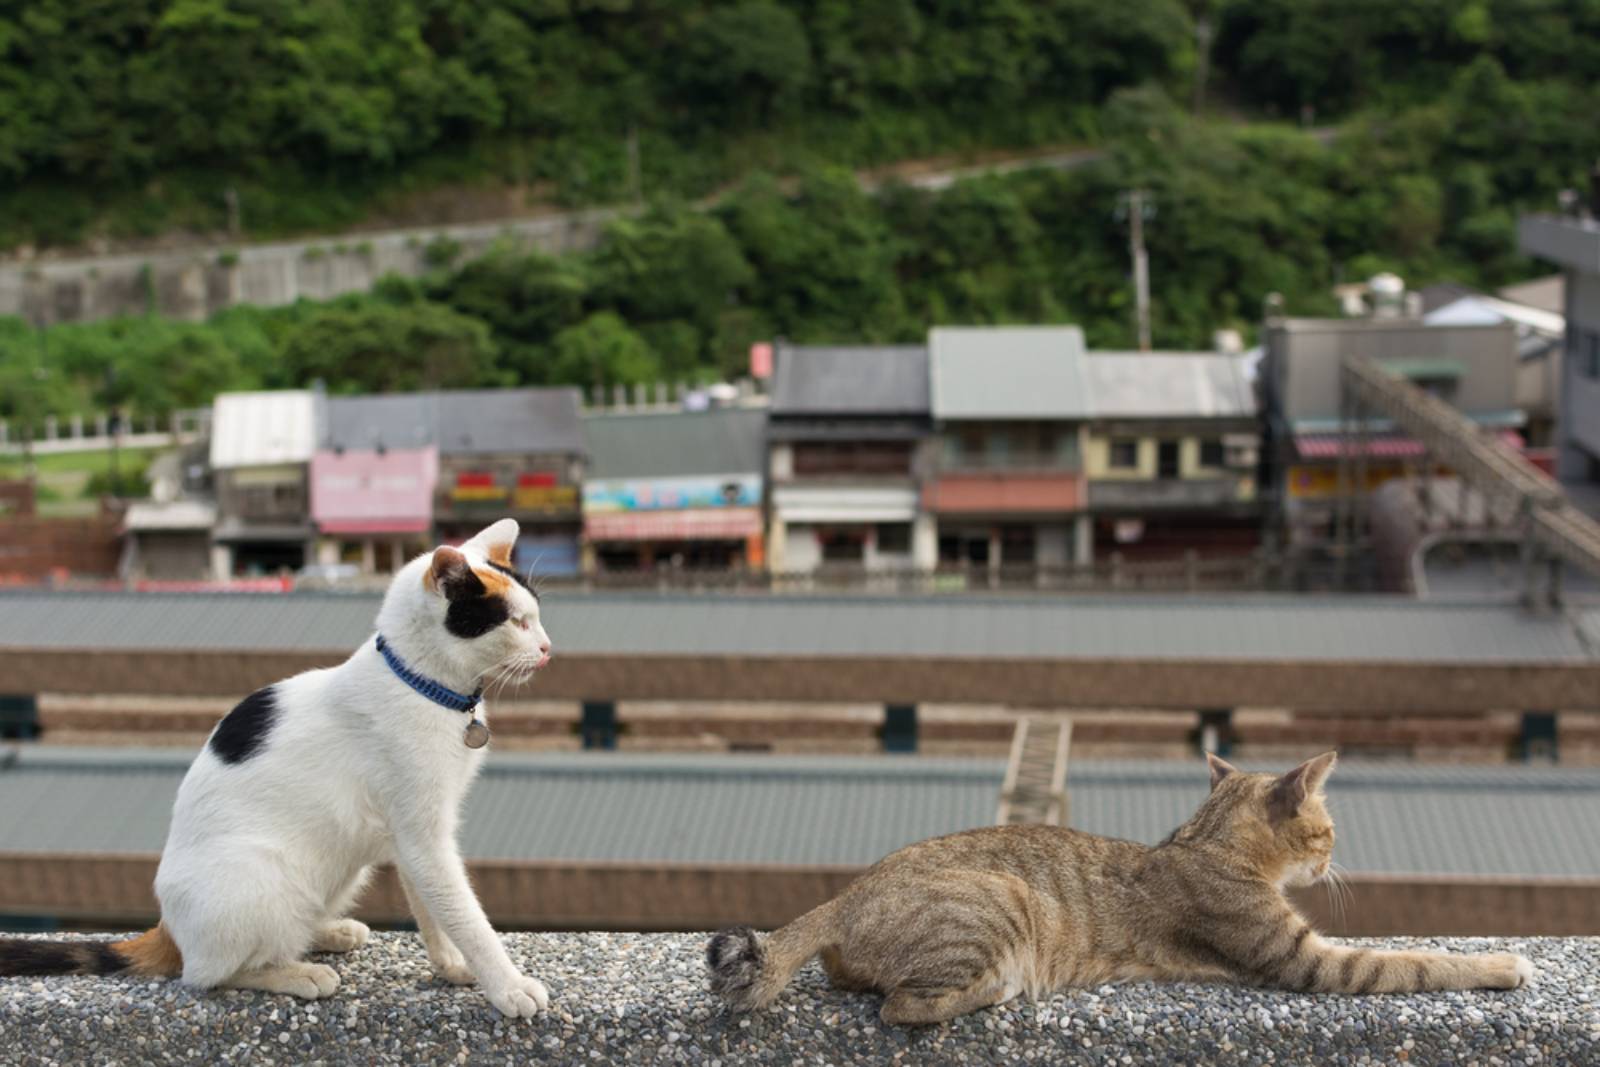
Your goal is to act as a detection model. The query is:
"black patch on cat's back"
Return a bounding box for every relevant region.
[442,566,511,639]
[209,686,279,764]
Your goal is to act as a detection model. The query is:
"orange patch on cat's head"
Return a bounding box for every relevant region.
[472,566,514,598]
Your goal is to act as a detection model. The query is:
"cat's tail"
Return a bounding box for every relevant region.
[0,924,182,979]
[707,898,840,1012]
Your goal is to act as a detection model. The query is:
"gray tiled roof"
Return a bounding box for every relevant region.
[2,748,1596,876]
[930,326,1090,420]
[0,748,1001,867]
[0,591,1594,663]
[434,388,583,455]
[1086,352,1256,420]
[583,409,767,480]
[318,389,584,455]
[323,394,438,451]
[771,345,929,416]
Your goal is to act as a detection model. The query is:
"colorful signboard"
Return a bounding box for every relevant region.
[311,448,437,533]
[584,474,761,513]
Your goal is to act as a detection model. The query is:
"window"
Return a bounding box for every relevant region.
[793,442,912,476]
[1199,439,1226,468]
[820,530,866,563]
[1109,439,1139,469]
[1000,525,1036,565]
[875,523,912,554]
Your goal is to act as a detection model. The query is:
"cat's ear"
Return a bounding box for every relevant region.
[466,518,520,566]
[1205,752,1238,791]
[424,545,475,596]
[1268,751,1337,819]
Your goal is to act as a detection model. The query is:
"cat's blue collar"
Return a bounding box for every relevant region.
[374,635,482,714]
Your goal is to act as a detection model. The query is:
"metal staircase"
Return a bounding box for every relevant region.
[1339,355,1600,584]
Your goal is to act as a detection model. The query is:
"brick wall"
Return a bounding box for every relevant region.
[0,514,122,580]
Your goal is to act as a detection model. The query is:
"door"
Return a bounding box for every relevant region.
[1157,440,1181,479]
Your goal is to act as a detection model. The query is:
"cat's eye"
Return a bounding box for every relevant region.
[512,616,530,631]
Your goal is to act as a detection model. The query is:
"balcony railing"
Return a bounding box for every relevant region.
[1088,477,1253,510]
[937,450,1080,473]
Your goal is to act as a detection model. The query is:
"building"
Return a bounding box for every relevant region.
[208,390,320,577]
[1258,317,1523,550]
[925,326,1092,568]
[1422,291,1565,446]
[1083,352,1260,560]
[766,344,933,572]
[309,394,440,575]
[1519,207,1600,513]
[582,407,767,572]
[431,388,585,575]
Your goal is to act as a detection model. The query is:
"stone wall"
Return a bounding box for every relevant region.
[0,210,616,325]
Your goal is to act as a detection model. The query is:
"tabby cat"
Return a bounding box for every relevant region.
[708,752,1532,1025]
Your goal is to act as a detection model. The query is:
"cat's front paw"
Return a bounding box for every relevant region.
[485,973,550,1018]
[430,946,476,986]
[1479,953,1533,989]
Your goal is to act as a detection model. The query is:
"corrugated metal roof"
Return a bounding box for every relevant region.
[583,409,767,479]
[2,748,1596,876]
[930,326,1090,420]
[1065,759,1600,878]
[0,591,1593,663]
[0,748,1001,866]
[208,391,320,469]
[122,501,216,532]
[771,345,929,416]
[1086,352,1255,420]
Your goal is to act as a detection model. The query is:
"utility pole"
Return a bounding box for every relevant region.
[1193,14,1213,113]
[1118,189,1154,351]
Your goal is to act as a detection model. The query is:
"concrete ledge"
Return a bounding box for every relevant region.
[1,934,1595,1065]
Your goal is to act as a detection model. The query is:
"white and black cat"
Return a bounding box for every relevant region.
[0,519,554,1018]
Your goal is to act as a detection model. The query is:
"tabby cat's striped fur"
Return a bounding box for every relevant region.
[708,752,1531,1025]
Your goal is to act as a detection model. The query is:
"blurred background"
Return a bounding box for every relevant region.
[0,1,1598,939]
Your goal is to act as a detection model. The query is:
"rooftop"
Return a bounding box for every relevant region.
[208,391,320,469]
[0,589,1592,665]
[0,748,1001,866]
[4,748,1598,878]
[770,344,929,417]
[1085,352,1255,420]
[929,326,1091,420]
[583,408,767,480]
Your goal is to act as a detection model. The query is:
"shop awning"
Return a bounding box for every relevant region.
[1293,430,1523,461]
[586,508,763,543]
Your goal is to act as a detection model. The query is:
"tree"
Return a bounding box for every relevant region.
[676,2,813,126]
[278,300,500,393]
[549,312,659,392]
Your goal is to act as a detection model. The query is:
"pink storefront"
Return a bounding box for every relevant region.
[310,448,439,573]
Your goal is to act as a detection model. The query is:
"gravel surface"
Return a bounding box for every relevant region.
[0,933,1594,1065]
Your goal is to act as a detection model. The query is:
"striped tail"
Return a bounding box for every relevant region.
[0,925,182,978]
[707,898,840,1011]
